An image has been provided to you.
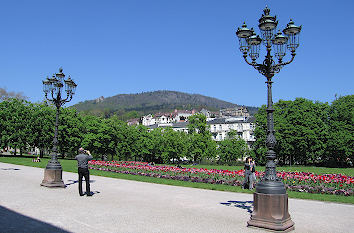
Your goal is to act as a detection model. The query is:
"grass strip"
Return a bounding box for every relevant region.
[0,157,353,204]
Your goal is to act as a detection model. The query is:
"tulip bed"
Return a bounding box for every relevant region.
[88,160,354,196]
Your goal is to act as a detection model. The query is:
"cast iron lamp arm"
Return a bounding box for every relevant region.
[63,94,74,104]
[277,51,296,68]
[50,89,56,101]
[242,53,255,66]
[242,53,269,76]
[60,91,73,104]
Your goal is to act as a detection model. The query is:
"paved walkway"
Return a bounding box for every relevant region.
[0,162,353,233]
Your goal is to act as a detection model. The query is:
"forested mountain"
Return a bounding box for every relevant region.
[72,90,258,119]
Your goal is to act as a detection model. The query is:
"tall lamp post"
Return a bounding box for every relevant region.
[40,68,77,188]
[235,7,301,231]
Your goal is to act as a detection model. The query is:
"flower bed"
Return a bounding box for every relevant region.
[88,160,354,196]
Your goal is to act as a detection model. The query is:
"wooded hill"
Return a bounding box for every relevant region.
[72,90,259,119]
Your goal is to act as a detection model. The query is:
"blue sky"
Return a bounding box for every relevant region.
[0,0,353,107]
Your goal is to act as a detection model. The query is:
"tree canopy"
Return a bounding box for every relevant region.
[0,95,352,167]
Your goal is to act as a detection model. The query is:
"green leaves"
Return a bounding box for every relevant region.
[188,113,208,134]
[253,96,353,167]
[218,137,250,165]
[326,95,354,166]
[1,95,352,167]
[0,99,33,155]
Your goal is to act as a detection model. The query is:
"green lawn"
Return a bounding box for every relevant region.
[1,156,353,204]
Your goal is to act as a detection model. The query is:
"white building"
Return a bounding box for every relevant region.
[141,109,196,126]
[146,116,255,146]
[208,117,255,145]
[220,106,250,117]
[146,121,189,133]
[173,109,195,122]
[154,113,175,124]
[141,107,255,144]
[141,114,156,126]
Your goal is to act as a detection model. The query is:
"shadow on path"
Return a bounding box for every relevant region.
[0,205,71,233]
[1,168,20,171]
[220,200,253,214]
[83,191,101,196]
[65,179,95,186]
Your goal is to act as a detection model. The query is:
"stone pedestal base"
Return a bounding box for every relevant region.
[40,168,66,188]
[248,192,294,232]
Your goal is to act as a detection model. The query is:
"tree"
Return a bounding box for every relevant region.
[0,88,27,101]
[253,98,329,166]
[326,95,354,166]
[186,113,216,163]
[188,113,207,134]
[114,121,139,161]
[81,115,104,159]
[105,116,127,160]
[29,103,55,157]
[158,128,188,164]
[58,107,85,158]
[1,99,33,155]
[131,125,153,162]
[186,132,216,163]
[149,128,165,163]
[218,135,250,165]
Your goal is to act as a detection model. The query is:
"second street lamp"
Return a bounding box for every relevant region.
[235,7,301,232]
[41,68,77,188]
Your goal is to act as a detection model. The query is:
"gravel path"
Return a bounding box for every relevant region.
[0,162,353,233]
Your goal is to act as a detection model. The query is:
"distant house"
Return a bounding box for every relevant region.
[173,109,195,122]
[127,118,140,126]
[154,112,175,124]
[200,108,211,118]
[141,114,156,126]
[141,109,196,126]
[146,121,188,133]
[220,106,250,117]
[171,121,189,133]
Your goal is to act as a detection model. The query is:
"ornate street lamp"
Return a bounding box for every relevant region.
[235,7,301,231]
[41,68,77,188]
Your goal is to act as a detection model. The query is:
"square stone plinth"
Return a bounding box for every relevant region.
[248,192,294,231]
[40,168,66,188]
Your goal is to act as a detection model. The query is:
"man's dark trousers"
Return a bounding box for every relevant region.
[78,167,91,196]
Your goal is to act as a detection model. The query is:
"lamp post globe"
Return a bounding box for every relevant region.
[235,7,301,232]
[40,67,77,188]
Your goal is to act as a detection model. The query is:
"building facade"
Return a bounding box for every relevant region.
[208,116,255,145]
[139,107,255,144]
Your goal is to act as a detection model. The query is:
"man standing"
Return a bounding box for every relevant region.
[75,148,93,196]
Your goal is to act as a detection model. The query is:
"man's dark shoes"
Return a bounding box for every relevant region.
[86,192,93,196]
[79,193,84,196]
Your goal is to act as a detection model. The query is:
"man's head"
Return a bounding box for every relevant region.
[79,148,85,153]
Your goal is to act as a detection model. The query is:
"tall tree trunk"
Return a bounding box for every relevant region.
[289,154,292,166]
[14,146,17,156]
[40,148,44,158]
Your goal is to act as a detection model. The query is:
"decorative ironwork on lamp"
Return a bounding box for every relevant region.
[235,7,301,232]
[41,68,77,188]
